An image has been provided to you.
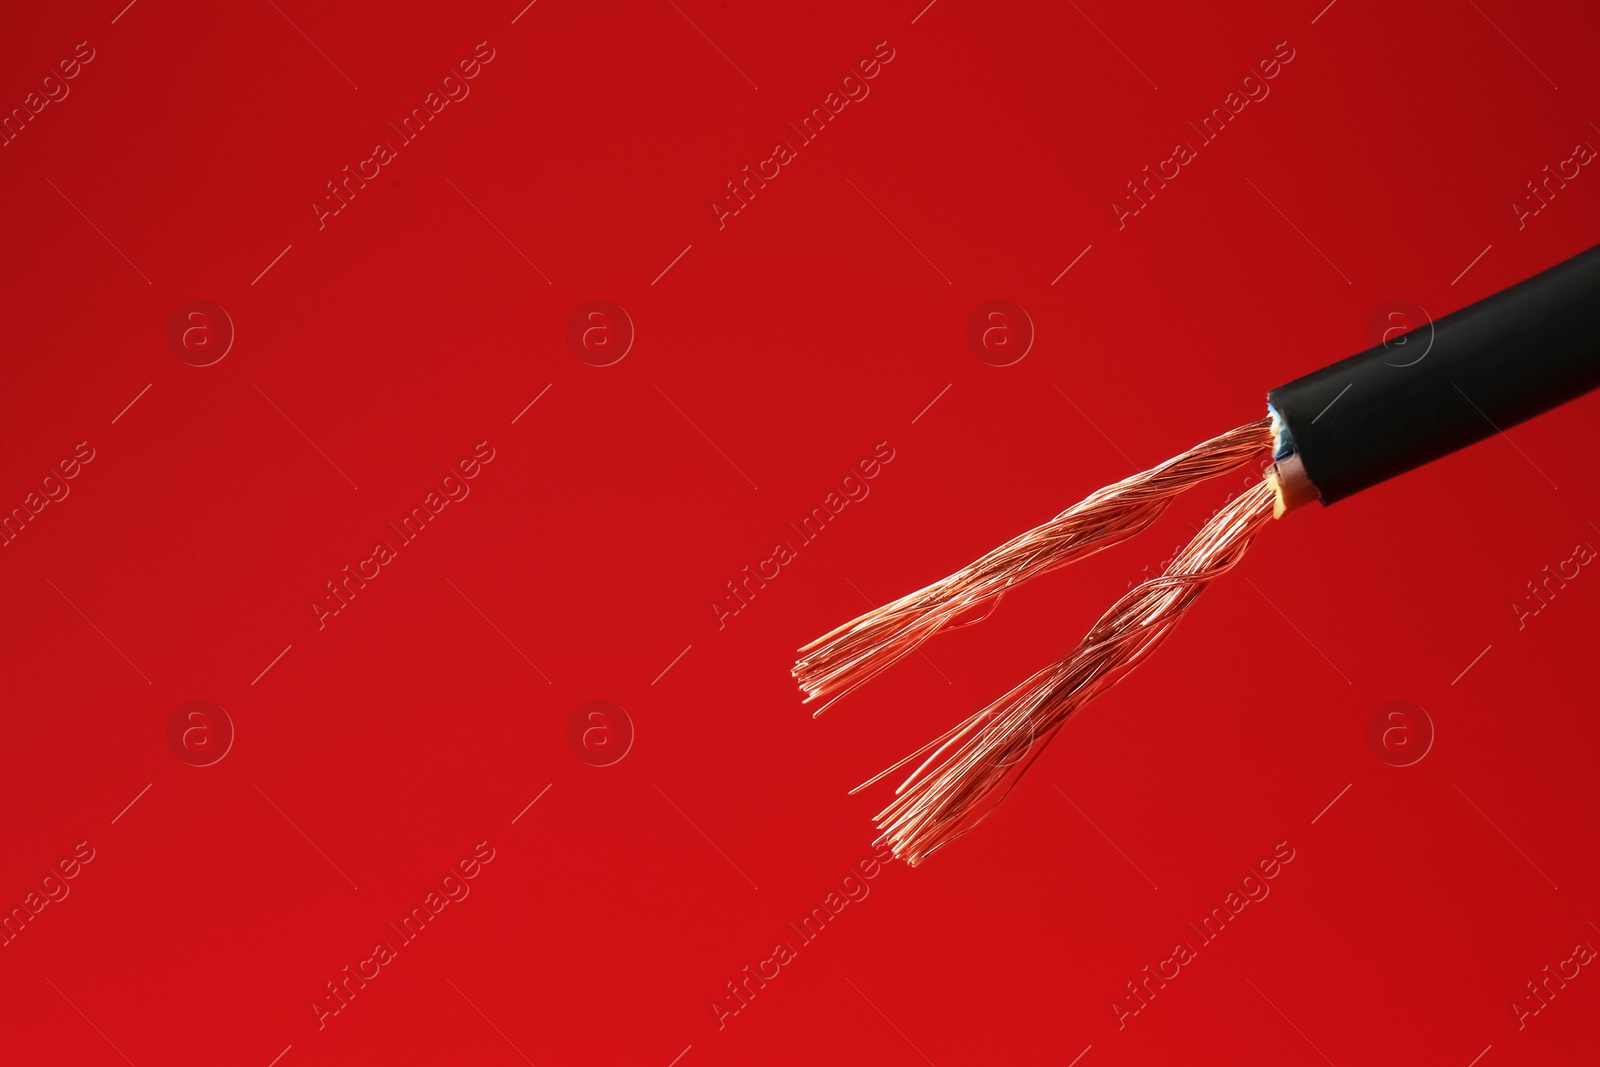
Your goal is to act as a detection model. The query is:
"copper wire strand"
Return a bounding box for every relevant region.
[793,418,1274,713]
[870,478,1279,866]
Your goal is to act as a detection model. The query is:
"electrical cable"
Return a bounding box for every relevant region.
[798,241,1600,866]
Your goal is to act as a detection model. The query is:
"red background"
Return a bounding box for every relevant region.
[3,1,1599,1064]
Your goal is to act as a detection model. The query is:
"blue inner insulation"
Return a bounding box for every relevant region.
[1268,403,1296,460]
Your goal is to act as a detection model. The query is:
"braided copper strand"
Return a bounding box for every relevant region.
[794,418,1273,712]
[870,478,1279,866]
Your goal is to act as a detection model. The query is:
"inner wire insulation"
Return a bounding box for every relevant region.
[794,417,1274,712]
[868,478,1279,866]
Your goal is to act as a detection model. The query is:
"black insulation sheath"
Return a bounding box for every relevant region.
[1267,242,1600,505]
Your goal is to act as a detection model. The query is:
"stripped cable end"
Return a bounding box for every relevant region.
[818,241,1600,865]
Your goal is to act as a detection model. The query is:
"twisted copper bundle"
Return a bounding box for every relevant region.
[794,418,1273,712]
[861,478,1279,865]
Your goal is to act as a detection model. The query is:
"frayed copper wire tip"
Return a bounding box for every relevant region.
[873,479,1278,865]
[793,418,1275,714]
[799,416,1301,866]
